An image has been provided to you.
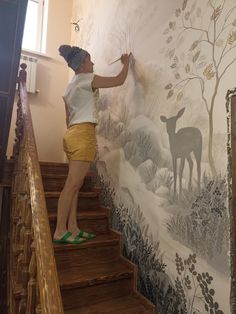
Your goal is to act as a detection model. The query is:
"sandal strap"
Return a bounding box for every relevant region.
[75,230,95,239]
[59,231,72,241]
[77,229,84,238]
[70,237,85,244]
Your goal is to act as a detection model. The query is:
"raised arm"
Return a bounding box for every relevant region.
[92,53,131,89]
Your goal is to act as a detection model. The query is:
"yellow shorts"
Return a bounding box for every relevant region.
[63,123,97,161]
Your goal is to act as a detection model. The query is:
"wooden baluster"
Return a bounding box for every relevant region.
[35,285,42,314]
[26,242,36,314]
[36,304,42,314]
[15,193,24,279]
[13,194,23,246]
[19,229,27,314]
[16,224,25,283]
[12,99,23,160]
[18,192,32,313]
[19,291,27,314]
[24,199,32,264]
[12,63,26,160]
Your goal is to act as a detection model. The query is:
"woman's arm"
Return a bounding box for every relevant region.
[92,53,131,89]
[63,98,69,127]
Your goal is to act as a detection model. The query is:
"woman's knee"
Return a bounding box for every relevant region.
[64,178,83,192]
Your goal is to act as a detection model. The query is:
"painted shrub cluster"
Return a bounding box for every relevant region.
[96,173,225,314]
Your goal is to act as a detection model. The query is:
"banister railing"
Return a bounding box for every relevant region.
[10,63,64,314]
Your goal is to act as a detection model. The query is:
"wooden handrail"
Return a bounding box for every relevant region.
[10,64,64,313]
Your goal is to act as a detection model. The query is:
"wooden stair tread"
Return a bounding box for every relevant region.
[59,260,133,289]
[65,295,152,314]
[53,232,119,252]
[40,162,97,176]
[40,161,68,166]
[45,191,99,198]
[41,171,94,178]
[49,207,108,220]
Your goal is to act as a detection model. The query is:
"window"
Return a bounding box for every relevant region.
[22,0,48,53]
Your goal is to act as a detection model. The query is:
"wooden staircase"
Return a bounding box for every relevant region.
[40,162,155,314]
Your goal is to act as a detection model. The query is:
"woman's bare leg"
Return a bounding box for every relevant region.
[67,190,79,235]
[54,160,90,240]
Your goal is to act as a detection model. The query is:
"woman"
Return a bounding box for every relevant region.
[54,45,132,244]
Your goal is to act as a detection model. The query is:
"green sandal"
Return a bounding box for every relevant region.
[53,231,86,244]
[75,229,96,240]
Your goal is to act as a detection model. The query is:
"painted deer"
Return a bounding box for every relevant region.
[160,108,202,196]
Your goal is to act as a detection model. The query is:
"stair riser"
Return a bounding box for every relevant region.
[49,217,109,236]
[61,277,133,310]
[42,176,92,192]
[46,196,99,213]
[40,164,68,175]
[55,245,120,269]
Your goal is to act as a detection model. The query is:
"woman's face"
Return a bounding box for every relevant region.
[80,55,94,73]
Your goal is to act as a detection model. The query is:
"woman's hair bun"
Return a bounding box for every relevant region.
[58,45,72,61]
[58,44,88,71]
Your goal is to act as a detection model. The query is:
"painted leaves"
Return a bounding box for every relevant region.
[211,5,222,21]
[185,64,191,73]
[163,0,230,102]
[165,83,183,101]
[190,40,199,51]
[175,253,224,314]
[228,31,236,45]
[192,50,201,63]
[203,64,215,80]
[182,0,188,11]
[165,84,174,100]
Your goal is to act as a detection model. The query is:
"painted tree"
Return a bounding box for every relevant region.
[163,0,236,176]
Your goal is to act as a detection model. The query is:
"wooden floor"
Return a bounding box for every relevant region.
[41,162,155,313]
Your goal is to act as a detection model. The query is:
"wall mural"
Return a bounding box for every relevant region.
[72,0,236,313]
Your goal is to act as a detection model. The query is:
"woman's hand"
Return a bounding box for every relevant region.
[92,53,133,89]
[121,53,132,64]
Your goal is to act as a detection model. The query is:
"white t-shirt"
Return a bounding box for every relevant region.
[63,73,99,127]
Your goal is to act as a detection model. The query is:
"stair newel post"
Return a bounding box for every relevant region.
[26,241,36,314]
